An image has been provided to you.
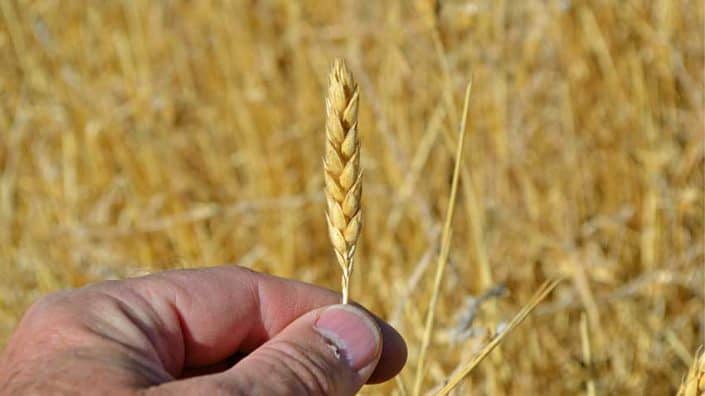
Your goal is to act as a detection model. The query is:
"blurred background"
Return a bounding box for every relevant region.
[0,0,703,394]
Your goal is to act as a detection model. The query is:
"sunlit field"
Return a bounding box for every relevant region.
[0,1,703,394]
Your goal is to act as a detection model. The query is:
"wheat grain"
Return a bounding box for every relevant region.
[324,58,361,305]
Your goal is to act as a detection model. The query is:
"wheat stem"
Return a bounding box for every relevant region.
[412,80,473,396]
[435,279,562,396]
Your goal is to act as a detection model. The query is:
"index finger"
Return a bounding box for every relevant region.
[116,266,406,383]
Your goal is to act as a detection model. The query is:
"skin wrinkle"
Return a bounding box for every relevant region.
[165,290,189,376]
[68,346,171,387]
[113,294,178,378]
[0,266,407,394]
[243,273,267,352]
[246,341,336,396]
[130,276,189,375]
[1,293,172,392]
[7,346,162,394]
[87,290,165,369]
[132,269,261,367]
[273,343,333,395]
[182,274,257,364]
[54,287,173,384]
[194,376,251,396]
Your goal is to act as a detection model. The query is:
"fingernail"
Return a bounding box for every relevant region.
[314,305,382,373]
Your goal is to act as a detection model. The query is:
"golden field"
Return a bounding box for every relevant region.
[0,0,703,394]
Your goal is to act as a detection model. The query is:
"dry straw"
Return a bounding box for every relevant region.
[412,80,473,396]
[435,278,562,396]
[324,58,362,304]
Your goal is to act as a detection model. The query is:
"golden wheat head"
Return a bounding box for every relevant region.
[324,58,361,304]
[679,350,705,396]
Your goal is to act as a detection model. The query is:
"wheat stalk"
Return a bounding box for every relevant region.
[324,58,361,305]
[434,278,562,396]
[412,80,472,396]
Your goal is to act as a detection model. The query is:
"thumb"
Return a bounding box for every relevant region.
[232,304,383,395]
[157,304,384,396]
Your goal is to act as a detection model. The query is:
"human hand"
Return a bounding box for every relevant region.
[0,266,406,395]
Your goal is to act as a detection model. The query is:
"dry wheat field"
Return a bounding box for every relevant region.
[0,0,703,394]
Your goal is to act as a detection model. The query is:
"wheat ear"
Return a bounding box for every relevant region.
[678,349,705,396]
[324,58,361,305]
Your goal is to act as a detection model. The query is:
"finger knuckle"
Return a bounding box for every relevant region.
[22,290,74,324]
